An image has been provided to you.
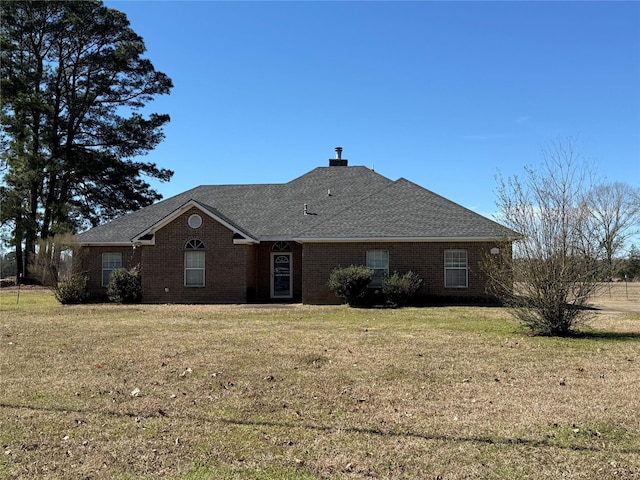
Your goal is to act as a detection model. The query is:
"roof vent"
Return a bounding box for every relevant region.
[329,146,348,167]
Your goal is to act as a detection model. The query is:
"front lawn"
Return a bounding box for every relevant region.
[1,289,638,479]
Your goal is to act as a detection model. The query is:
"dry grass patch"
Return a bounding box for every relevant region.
[1,288,639,479]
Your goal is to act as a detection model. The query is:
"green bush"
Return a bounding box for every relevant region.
[55,275,89,304]
[382,271,423,307]
[327,265,373,306]
[107,266,142,304]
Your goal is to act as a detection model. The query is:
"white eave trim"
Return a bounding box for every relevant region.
[131,199,259,244]
[75,240,133,246]
[291,236,511,243]
[80,235,510,247]
[233,238,258,245]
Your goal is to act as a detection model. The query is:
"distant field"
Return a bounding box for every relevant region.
[588,282,640,313]
[0,288,638,479]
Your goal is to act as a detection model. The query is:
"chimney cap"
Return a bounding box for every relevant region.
[329,147,348,166]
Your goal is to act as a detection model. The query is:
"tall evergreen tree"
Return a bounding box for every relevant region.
[1,1,173,281]
[624,244,640,281]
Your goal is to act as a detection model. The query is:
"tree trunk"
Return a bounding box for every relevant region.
[14,211,24,283]
[24,180,40,283]
[40,172,57,240]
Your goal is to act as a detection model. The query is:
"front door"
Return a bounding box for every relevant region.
[271,252,292,299]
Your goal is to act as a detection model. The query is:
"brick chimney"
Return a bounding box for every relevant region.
[329,147,348,166]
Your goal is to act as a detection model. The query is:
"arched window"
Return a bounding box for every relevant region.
[185,239,205,250]
[185,239,205,287]
[272,241,290,251]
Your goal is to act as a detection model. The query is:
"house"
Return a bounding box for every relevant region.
[75,148,515,304]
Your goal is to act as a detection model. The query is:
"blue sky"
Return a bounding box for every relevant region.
[106,0,639,220]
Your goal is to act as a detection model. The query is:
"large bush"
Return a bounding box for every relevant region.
[55,275,88,304]
[327,265,372,306]
[107,266,142,304]
[486,139,608,335]
[382,271,423,307]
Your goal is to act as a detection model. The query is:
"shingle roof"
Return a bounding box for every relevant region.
[76,165,516,244]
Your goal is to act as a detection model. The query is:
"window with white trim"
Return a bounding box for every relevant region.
[188,214,202,229]
[102,252,122,287]
[444,249,468,288]
[185,239,205,287]
[366,250,389,288]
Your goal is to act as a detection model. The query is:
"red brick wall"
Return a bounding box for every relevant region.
[79,221,504,305]
[301,241,502,304]
[79,207,252,303]
[140,208,250,303]
[76,246,141,300]
[246,246,257,301]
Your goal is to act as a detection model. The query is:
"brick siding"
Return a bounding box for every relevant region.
[76,246,141,300]
[301,241,502,304]
[79,207,251,303]
[79,211,504,304]
[140,208,249,303]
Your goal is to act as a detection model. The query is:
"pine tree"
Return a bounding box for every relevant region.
[1,1,173,281]
[624,244,640,281]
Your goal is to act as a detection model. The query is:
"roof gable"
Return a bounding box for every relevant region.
[132,199,259,244]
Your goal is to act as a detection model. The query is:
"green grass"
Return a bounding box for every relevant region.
[1,289,639,479]
[546,421,637,452]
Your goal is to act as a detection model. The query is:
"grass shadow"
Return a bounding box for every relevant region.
[570,330,640,342]
[3,401,636,455]
[220,417,637,454]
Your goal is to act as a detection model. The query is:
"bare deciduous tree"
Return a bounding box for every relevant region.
[586,182,640,280]
[485,139,604,335]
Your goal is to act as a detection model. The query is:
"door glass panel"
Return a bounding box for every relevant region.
[273,254,291,297]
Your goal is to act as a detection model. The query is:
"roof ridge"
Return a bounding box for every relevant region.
[286,165,389,184]
[194,182,285,188]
